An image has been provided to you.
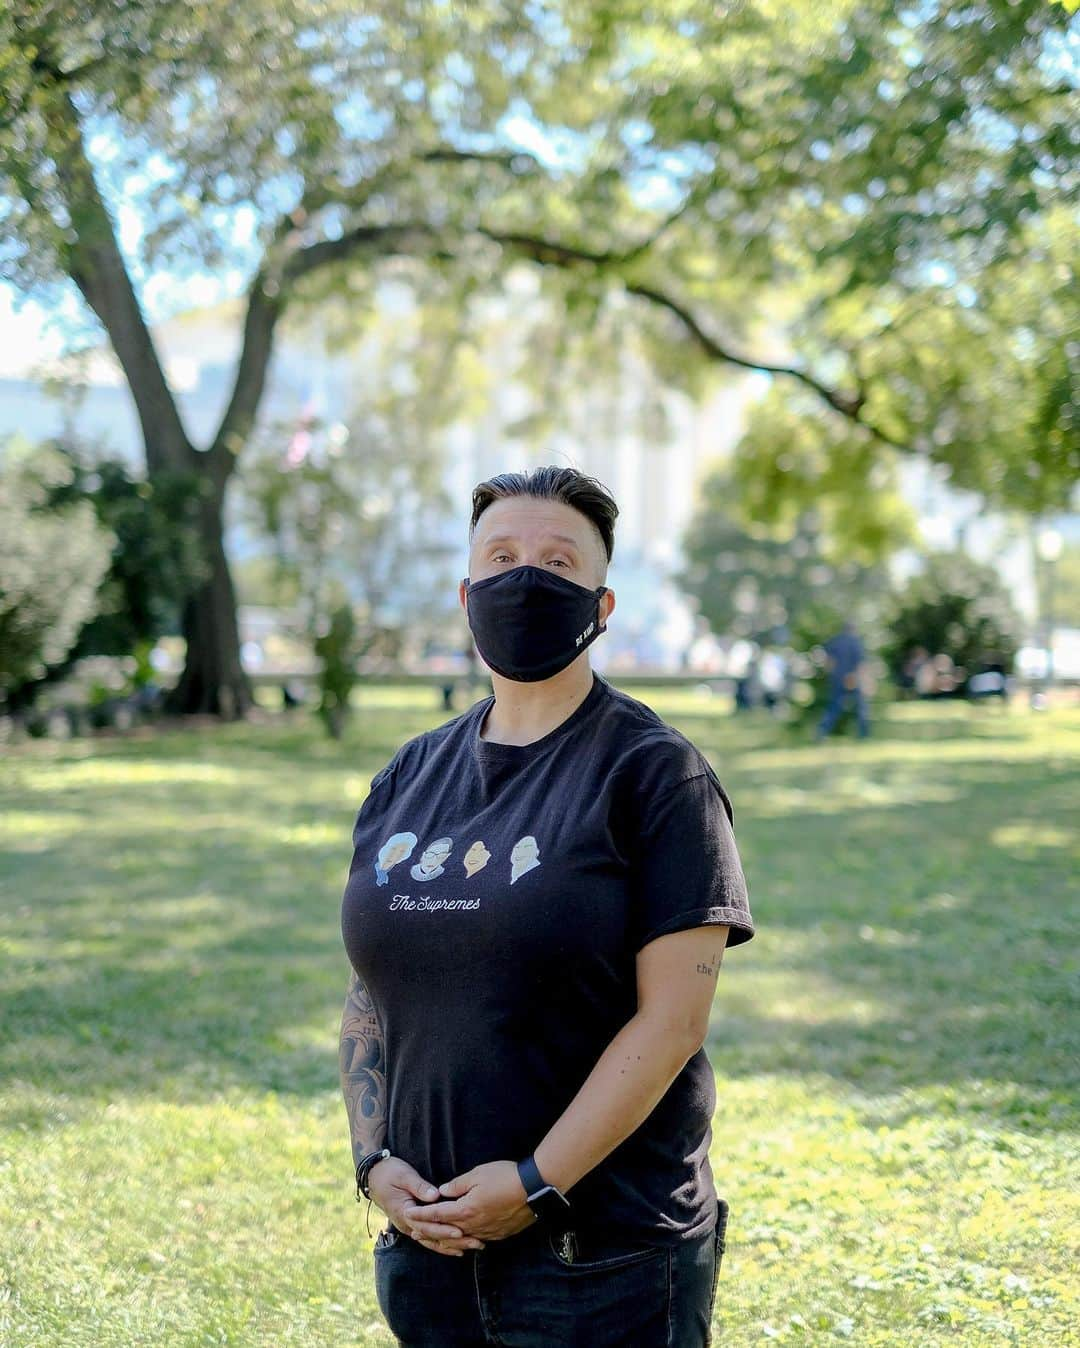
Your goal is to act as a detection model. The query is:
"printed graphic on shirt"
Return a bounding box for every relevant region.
[410,836,453,881]
[463,839,491,878]
[371,831,544,902]
[374,831,418,887]
[510,834,541,884]
[389,893,481,913]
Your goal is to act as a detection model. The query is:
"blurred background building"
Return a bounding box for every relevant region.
[1,278,1076,677]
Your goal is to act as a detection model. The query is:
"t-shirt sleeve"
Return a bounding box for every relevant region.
[349,750,404,853]
[626,767,755,952]
[350,760,391,841]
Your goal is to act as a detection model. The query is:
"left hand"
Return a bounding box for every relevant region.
[402,1160,538,1243]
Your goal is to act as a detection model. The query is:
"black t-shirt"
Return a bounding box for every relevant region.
[340,672,755,1245]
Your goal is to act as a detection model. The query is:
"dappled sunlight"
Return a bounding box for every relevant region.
[923,890,971,912]
[730,732,1080,775]
[0,810,84,846]
[14,759,255,791]
[738,772,961,818]
[2,697,1076,1345]
[271,821,344,847]
[854,923,922,949]
[351,684,473,712]
[714,970,895,1028]
[990,822,1076,856]
[341,771,384,802]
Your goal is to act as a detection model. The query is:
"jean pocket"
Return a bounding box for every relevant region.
[706,1197,729,1336]
[714,1198,729,1274]
[374,1223,406,1252]
[545,1227,667,1273]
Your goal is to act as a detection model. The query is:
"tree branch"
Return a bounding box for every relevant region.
[420,146,541,174]
[477,227,899,444]
[208,147,544,459]
[209,221,448,464]
[476,226,620,270]
[300,146,541,218]
[217,208,901,473]
[625,278,876,427]
[207,273,285,469]
[33,70,198,477]
[283,222,440,284]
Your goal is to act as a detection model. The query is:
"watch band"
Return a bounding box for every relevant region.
[516,1154,547,1201]
[516,1154,573,1232]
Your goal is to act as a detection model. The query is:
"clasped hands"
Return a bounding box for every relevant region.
[368,1156,538,1256]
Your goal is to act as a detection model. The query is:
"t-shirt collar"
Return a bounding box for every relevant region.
[472,672,609,761]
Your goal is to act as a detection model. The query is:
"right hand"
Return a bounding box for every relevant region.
[368,1156,486,1257]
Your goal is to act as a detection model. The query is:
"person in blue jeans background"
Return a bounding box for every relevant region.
[340,466,755,1346]
[816,621,870,740]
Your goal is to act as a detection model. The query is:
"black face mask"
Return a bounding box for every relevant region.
[463,565,610,682]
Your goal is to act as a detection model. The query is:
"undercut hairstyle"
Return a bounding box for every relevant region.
[469,466,619,576]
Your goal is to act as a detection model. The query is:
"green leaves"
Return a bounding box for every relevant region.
[730,385,917,567]
[678,461,893,644]
[880,550,1024,680]
[0,438,115,695]
[2,0,1074,529]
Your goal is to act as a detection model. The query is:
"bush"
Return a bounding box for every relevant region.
[312,602,360,740]
[2,436,207,712]
[881,552,1022,691]
[0,441,114,704]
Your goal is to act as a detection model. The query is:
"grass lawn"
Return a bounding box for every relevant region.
[1,686,1077,1346]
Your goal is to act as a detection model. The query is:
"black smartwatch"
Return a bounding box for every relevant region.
[516,1154,572,1230]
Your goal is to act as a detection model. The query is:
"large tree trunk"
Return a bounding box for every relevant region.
[35,77,289,721]
[164,490,253,719]
[35,76,253,720]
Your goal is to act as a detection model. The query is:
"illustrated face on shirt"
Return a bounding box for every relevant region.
[374,832,418,886]
[411,836,453,881]
[463,840,491,878]
[510,834,541,884]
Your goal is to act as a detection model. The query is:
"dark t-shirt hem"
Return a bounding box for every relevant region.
[565,1186,721,1248]
[638,905,756,950]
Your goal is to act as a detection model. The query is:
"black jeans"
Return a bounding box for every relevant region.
[372,1201,728,1347]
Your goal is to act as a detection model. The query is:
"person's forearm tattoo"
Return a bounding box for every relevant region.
[339,969,388,1166]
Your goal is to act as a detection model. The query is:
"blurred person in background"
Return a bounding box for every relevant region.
[815,620,870,740]
[898,645,929,699]
[730,640,761,712]
[340,465,755,1346]
[759,647,789,715]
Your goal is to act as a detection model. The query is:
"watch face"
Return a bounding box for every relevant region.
[530,1185,572,1225]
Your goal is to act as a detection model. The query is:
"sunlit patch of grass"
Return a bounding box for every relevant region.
[1,693,1077,1345]
[17,759,255,790]
[990,822,1077,855]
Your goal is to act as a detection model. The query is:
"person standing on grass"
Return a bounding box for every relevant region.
[339,465,756,1348]
[816,620,870,740]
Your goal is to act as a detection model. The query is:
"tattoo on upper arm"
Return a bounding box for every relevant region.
[339,969,387,1160]
[695,949,725,977]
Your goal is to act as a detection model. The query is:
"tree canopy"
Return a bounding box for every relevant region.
[2,0,1075,712]
[678,465,896,645]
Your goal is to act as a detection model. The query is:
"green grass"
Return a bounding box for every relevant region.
[1,688,1077,1346]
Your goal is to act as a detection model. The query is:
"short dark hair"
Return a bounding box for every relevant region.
[469,466,619,572]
